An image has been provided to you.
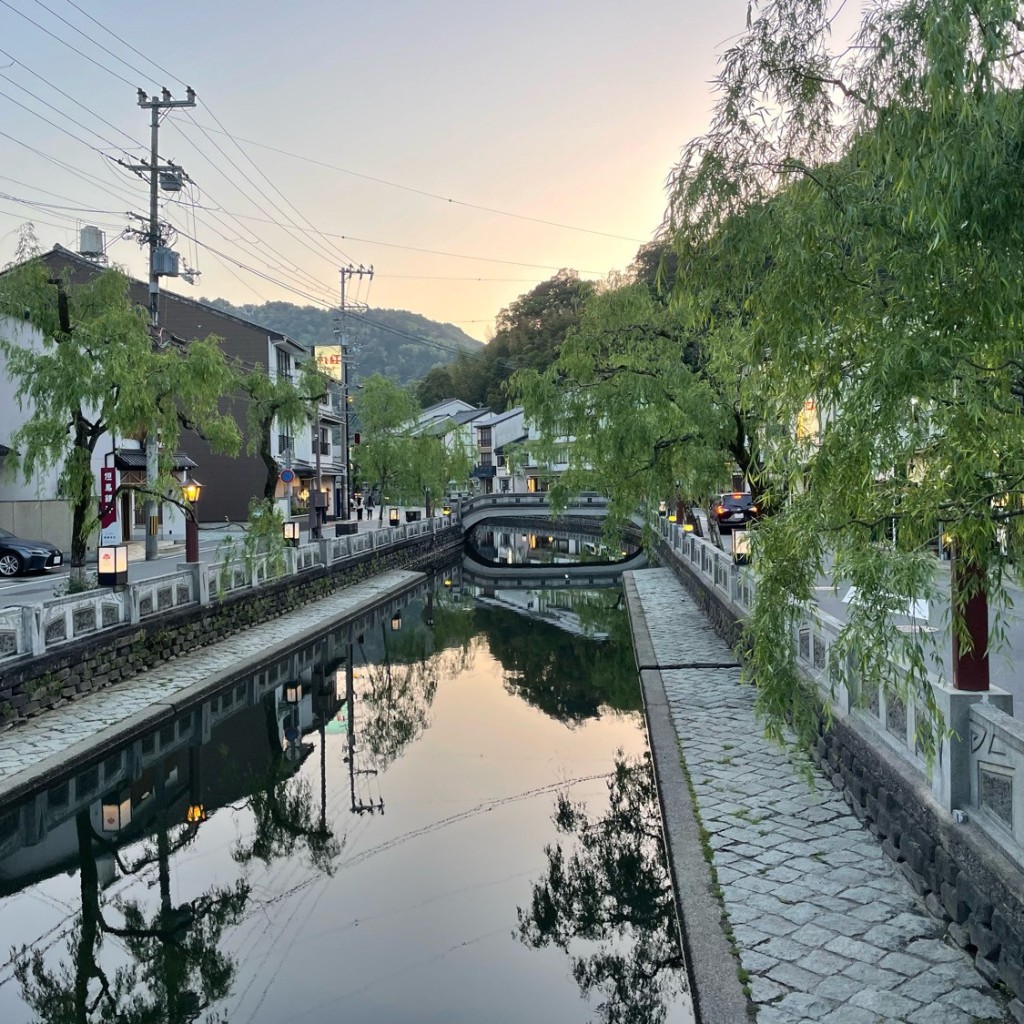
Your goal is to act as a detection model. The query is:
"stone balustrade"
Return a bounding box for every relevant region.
[0,515,454,668]
[654,514,1024,869]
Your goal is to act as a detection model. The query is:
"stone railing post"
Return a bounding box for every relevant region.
[128,583,142,625]
[176,561,210,606]
[23,605,43,657]
[930,684,1013,813]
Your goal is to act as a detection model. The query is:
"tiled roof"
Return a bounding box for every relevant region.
[114,449,197,471]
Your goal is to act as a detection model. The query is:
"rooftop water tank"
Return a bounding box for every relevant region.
[79,225,105,258]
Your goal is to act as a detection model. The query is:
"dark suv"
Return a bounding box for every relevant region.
[710,492,759,533]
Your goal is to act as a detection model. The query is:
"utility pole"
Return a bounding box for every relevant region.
[124,87,196,559]
[338,265,373,530]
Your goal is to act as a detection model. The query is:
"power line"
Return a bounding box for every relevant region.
[0,47,146,155]
[29,0,157,86]
[0,0,138,88]
[165,118,648,244]
[0,127,144,209]
[162,116,351,290]
[159,196,609,273]
[58,0,187,88]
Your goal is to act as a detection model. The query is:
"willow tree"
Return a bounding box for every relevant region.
[511,279,736,539]
[239,357,327,500]
[668,0,1024,749]
[0,251,240,577]
[350,373,420,520]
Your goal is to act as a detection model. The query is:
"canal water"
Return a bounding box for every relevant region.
[0,558,692,1023]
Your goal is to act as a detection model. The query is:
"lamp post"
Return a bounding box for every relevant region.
[181,479,203,563]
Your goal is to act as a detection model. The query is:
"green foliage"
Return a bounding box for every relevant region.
[416,270,596,412]
[0,253,240,569]
[200,298,481,385]
[510,280,737,541]
[476,594,642,723]
[237,358,327,500]
[665,0,1024,752]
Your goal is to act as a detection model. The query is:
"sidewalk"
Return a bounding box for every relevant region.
[627,567,1012,1024]
[0,568,423,804]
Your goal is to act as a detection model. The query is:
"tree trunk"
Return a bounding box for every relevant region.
[260,417,278,501]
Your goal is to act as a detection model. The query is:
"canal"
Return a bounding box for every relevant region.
[0,544,692,1023]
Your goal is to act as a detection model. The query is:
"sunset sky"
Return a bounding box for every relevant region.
[0,1,802,342]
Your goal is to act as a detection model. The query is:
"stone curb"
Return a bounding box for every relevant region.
[623,571,752,1024]
[0,571,424,809]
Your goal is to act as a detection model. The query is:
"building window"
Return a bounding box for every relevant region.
[278,434,293,456]
[479,453,493,468]
[478,427,492,448]
[275,348,292,380]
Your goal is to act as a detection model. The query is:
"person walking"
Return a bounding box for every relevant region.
[365,494,374,523]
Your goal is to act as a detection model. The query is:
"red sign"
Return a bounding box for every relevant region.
[99,467,117,527]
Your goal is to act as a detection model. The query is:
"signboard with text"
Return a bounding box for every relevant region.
[99,467,120,545]
[314,346,343,382]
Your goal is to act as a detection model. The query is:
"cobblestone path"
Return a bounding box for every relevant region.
[632,568,1010,1024]
[0,569,420,792]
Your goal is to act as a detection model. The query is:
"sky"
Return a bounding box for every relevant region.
[0,0,759,342]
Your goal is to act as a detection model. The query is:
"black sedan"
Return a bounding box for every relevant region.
[0,527,64,577]
[710,492,760,533]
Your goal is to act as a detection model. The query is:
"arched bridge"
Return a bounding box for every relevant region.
[457,492,611,531]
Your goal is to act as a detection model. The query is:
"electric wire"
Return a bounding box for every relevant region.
[28,0,158,87]
[171,112,355,281]
[56,0,639,250]
[0,47,146,155]
[0,0,139,88]
[165,118,647,244]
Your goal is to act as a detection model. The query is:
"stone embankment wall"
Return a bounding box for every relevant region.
[0,533,462,729]
[654,535,1024,1007]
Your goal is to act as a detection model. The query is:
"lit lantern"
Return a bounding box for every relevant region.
[97,544,128,587]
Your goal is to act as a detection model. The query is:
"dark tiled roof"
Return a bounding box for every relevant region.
[495,433,528,456]
[115,449,197,471]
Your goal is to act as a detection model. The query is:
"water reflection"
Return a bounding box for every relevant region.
[467,526,639,567]
[517,753,689,1024]
[1,567,691,1023]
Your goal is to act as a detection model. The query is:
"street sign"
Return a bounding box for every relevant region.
[280,468,295,484]
[99,467,120,545]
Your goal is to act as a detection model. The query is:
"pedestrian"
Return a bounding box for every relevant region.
[365,494,374,520]
[355,494,363,521]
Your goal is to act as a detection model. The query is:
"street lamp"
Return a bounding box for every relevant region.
[391,610,402,631]
[181,479,202,563]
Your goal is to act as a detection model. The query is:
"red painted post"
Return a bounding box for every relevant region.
[185,512,199,563]
[951,552,989,691]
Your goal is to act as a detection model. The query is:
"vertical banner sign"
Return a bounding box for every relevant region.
[99,467,120,545]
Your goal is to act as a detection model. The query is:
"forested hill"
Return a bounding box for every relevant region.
[200,298,483,385]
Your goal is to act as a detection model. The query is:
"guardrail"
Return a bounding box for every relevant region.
[0,514,457,666]
[654,515,1024,866]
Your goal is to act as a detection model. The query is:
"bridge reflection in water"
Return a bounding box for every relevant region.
[462,520,647,589]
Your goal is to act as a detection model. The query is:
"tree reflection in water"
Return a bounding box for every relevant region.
[517,753,687,1024]
[230,699,342,876]
[358,596,474,771]
[15,808,248,1024]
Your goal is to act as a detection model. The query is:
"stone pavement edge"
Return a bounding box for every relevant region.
[625,566,1013,1024]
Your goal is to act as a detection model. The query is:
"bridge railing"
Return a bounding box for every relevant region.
[654,514,1024,867]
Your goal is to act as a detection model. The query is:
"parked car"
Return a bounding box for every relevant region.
[0,528,64,577]
[710,492,759,533]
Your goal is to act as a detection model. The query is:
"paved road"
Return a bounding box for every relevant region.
[628,567,1012,1024]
